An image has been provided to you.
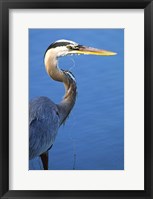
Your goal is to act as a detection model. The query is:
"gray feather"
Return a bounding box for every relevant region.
[29,97,60,159]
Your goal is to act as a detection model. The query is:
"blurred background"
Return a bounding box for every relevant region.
[29,29,124,170]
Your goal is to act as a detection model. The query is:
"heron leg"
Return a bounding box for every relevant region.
[40,152,48,170]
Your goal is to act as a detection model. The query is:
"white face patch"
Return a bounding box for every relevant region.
[54,46,69,57]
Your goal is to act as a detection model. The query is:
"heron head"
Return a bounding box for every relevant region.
[45,39,117,58]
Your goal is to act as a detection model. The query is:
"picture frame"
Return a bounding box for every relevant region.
[0,0,152,198]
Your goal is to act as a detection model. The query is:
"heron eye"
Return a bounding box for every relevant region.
[66,45,73,50]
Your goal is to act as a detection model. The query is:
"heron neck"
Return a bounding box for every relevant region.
[45,52,64,82]
[45,52,77,125]
[58,77,77,125]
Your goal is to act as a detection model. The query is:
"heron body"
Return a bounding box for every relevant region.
[29,97,59,160]
[29,39,116,170]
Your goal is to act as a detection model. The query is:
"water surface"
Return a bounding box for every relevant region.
[29,29,124,170]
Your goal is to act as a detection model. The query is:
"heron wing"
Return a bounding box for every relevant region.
[29,97,60,159]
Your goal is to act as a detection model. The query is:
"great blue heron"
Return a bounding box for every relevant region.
[29,39,116,170]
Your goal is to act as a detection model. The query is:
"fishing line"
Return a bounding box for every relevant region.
[68,114,77,170]
[68,57,76,71]
[62,56,77,169]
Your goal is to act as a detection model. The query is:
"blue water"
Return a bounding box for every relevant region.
[29,29,124,170]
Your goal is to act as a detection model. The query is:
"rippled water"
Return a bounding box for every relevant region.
[29,29,124,170]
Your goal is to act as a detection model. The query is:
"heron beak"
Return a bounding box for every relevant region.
[72,45,117,56]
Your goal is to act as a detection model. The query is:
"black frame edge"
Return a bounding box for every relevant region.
[0,0,151,9]
[0,0,152,199]
[0,1,8,199]
[1,1,9,199]
[0,0,3,197]
[144,1,152,197]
